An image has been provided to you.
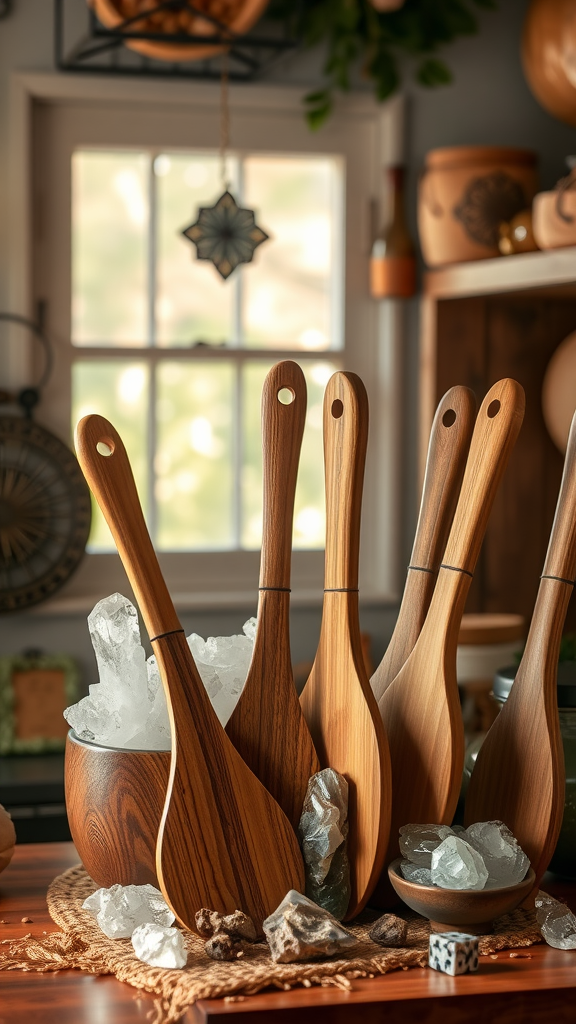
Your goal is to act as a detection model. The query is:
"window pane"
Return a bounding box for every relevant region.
[241,360,337,550]
[72,361,149,550]
[242,157,341,351]
[156,154,237,347]
[72,152,149,346]
[156,362,234,549]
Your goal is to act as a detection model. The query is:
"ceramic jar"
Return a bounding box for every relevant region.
[418,146,539,267]
[522,0,576,128]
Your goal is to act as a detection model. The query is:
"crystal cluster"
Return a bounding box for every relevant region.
[535,892,576,949]
[64,593,256,750]
[83,883,187,968]
[263,890,357,963]
[399,820,530,891]
[298,769,351,920]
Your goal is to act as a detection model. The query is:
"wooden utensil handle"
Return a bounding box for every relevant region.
[542,411,576,583]
[75,414,181,640]
[323,372,369,591]
[442,378,525,575]
[259,361,307,589]
[410,386,476,570]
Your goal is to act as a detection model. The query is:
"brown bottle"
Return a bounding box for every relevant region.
[370,166,416,299]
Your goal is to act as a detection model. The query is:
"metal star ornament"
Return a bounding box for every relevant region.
[181,190,270,281]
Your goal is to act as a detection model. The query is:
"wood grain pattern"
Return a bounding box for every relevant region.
[372,379,525,908]
[225,362,320,830]
[371,385,476,704]
[74,415,304,933]
[465,410,576,889]
[64,732,170,889]
[299,372,391,920]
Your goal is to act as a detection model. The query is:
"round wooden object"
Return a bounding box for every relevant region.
[542,331,576,452]
[0,804,16,874]
[533,188,576,250]
[458,613,525,646]
[522,0,576,128]
[418,146,538,267]
[92,0,269,62]
[388,859,536,936]
[65,731,170,889]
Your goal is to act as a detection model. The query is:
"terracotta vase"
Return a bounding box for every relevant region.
[91,0,270,62]
[522,0,576,127]
[418,146,539,267]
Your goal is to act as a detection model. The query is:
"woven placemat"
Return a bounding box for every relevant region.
[0,864,543,1024]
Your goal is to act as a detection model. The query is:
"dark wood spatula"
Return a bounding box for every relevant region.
[371,385,476,705]
[75,414,305,934]
[465,410,576,890]
[226,361,320,830]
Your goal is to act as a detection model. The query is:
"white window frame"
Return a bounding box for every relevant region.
[8,72,404,614]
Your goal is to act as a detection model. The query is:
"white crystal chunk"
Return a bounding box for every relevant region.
[465,820,529,887]
[399,860,433,885]
[535,892,576,949]
[399,823,454,867]
[82,883,175,939]
[431,835,489,890]
[132,922,187,968]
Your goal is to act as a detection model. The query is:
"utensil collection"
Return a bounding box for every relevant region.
[73,361,576,934]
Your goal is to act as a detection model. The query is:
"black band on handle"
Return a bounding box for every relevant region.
[440,563,474,579]
[259,586,291,592]
[150,628,186,643]
[407,565,436,575]
[541,574,576,587]
[324,588,359,593]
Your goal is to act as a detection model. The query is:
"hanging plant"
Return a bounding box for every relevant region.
[269,0,498,128]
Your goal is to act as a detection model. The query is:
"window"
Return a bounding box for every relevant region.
[11,74,402,609]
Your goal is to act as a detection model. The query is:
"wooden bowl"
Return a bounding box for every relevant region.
[387,858,536,935]
[65,730,170,889]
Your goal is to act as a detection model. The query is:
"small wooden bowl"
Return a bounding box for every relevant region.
[65,730,170,889]
[387,858,536,935]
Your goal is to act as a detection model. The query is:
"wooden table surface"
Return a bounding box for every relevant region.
[1,843,576,1023]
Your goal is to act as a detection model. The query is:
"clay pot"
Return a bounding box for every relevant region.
[533,174,576,249]
[0,804,16,874]
[418,146,539,267]
[92,0,270,62]
[522,0,576,127]
[65,730,170,889]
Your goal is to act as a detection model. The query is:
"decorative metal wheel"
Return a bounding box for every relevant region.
[0,417,92,612]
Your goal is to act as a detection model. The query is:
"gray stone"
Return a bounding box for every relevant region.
[535,892,576,950]
[369,913,408,947]
[83,883,175,939]
[399,860,434,886]
[431,835,489,890]
[298,769,351,920]
[465,820,530,888]
[263,890,357,963]
[131,922,187,968]
[399,824,454,867]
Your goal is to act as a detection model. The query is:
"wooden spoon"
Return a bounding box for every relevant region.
[226,361,320,830]
[465,410,576,889]
[299,371,392,920]
[371,386,476,705]
[372,379,525,907]
[75,414,305,933]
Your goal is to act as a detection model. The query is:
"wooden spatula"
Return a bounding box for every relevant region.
[299,371,392,920]
[465,410,576,889]
[226,361,320,830]
[373,379,525,907]
[75,414,305,933]
[371,386,476,705]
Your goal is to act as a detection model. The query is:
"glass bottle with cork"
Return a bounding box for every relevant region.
[370,165,416,299]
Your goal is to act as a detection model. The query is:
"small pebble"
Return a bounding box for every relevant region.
[220,910,257,943]
[489,954,498,959]
[195,908,222,938]
[21,917,32,924]
[205,933,244,961]
[369,913,408,947]
[509,951,531,958]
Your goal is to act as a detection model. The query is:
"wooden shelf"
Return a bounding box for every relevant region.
[425,246,576,300]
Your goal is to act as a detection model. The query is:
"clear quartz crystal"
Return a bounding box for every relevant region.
[298,769,351,920]
[465,820,529,887]
[82,883,175,939]
[186,616,255,727]
[263,890,357,963]
[131,922,187,968]
[399,824,454,867]
[400,860,433,885]
[535,892,576,949]
[431,835,489,890]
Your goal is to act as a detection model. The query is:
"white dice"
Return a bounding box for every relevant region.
[428,931,479,975]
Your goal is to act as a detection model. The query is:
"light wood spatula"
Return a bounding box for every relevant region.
[299,371,392,920]
[226,361,320,830]
[372,379,525,907]
[75,414,305,933]
[371,386,476,705]
[465,410,576,889]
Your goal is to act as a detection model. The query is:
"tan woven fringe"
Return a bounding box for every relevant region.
[0,864,543,1024]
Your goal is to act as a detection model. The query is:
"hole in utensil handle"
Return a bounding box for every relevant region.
[442,408,456,428]
[96,439,115,457]
[331,399,343,419]
[277,387,295,405]
[487,400,501,419]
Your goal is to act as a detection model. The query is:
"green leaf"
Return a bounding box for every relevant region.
[417,57,453,87]
[304,89,333,130]
[368,47,400,101]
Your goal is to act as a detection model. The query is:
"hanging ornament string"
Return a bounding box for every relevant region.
[181,56,270,281]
